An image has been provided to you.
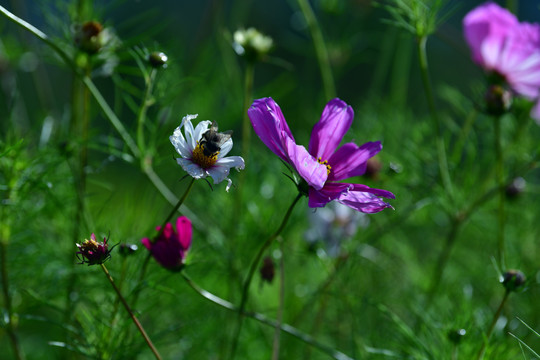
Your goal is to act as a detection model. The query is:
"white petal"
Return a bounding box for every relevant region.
[192,120,212,144]
[177,158,206,179]
[218,138,233,158]
[225,178,233,192]
[207,164,231,185]
[216,156,245,170]
[170,126,191,158]
[182,115,199,151]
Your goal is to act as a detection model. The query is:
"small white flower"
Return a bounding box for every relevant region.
[170,114,245,191]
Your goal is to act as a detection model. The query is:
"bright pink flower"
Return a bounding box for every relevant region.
[141,217,192,271]
[249,97,394,213]
[463,2,540,100]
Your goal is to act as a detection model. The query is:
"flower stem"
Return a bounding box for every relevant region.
[417,35,453,201]
[0,237,25,360]
[241,61,255,159]
[136,68,157,154]
[297,0,336,100]
[494,116,506,269]
[156,177,196,238]
[475,290,510,360]
[180,272,354,360]
[229,193,303,360]
[100,264,162,360]
[271,237,285,360]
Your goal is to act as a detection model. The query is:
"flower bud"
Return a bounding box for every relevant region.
[501,269,526,292]
[148,51,168,69]
[447,328,466,344]
[76,233,111,265]
[74,21,108,54]
[260,256,275,283]
[232,28,273,62]
[484,85,512,116]
[506,177,526,198]
[118,243,138,256]
[364,157,382,180]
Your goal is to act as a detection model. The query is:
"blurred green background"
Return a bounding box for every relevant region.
[1,0,539,359]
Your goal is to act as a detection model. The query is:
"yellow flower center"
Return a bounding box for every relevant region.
[317,157,331,175]
[192,142,218,169]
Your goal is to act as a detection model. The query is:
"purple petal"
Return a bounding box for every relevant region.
[176,216,192,251]
[248,97,295,163]
[308,182,350,208]
[463,3,518,67]
[285,136,328,190]
[141,237,152,250]
[328,141,382,181]
[308,98,354,161]
[337,183,395,213]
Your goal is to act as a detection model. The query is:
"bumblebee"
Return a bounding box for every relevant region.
[199,121,233,157]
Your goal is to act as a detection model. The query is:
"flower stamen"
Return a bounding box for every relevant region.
[192,142,218,169]
[317,157,332,175]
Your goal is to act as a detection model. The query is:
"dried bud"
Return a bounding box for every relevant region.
[76,233,112,265]
[364,157,382,180]
[74,21,108,54]
[484,85,512,116]
[260,256,275,283]
[232,28,273,62]
[148,52,168,69]
[119,243,138,256]
[447,329,466,344]
[501,269,526,292]
[506,177,526,198]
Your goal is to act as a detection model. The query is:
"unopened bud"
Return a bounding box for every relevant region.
[233,28,273,62]
[74,21,110,54]
[447,328,466,344]
[119,243,138,256]
[501,269,526,292]
[148,52,168,69]
[506,177,526,198]
[260,256,275,283]
[484,85,512,116]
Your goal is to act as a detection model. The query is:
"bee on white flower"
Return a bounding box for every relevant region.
[170,115,245,191]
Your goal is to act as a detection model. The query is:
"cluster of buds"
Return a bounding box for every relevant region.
[232,28,273,62]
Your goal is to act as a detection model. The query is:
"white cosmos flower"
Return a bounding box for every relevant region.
[170,114,245,191]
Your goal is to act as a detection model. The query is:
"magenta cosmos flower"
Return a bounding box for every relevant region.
[463,2,540,100]
[248,97,394,213]
[141,217,192,271]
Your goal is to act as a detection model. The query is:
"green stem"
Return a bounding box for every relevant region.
[100,264,162,360]
[297,0,336,100]
[156,177,195,238]
[131,177,195,308]
[271,238,285,360]
[476,290,510,360]
[417,35,453,201]
[494,117,506,269]
[180,272,354,360]
[241,61,254,159]
[229,193,303,360]
[1,240,25,360]
[136,68,157,154]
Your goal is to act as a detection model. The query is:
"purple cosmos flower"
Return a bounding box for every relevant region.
[248,97,394,213]
[141,217,192,271]
[463,2,540,120]
[76,233,112,265]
